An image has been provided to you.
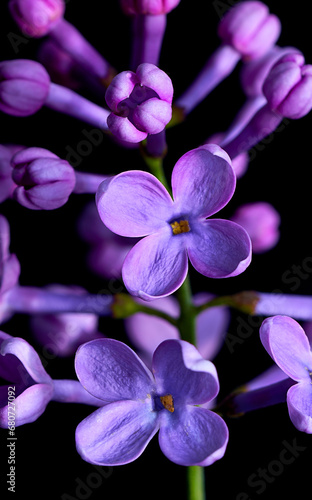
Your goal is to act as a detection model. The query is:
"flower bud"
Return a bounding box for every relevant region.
[231,202,280,253]
[11,147,76,210]
[105,63,173,142]
[120,0,180,15]
[218,1,281,60]
[0,60,50,117]
[9,0,65,37]
[263,53,312,119]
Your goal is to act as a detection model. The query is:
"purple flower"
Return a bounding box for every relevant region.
[105,63,173,143]
[0,59,50,117]
[9,0,65,37]
[218,1,281,61]
[120,0,181,15]
[125,293,230,367]
[0,331,54,427]
[75,338,229,466]
[0,144,24,203]
[262,52,312,119]
[260,315,312,433]
[11,147,76,210]
[29,285,105,357]
[96,144,252,300]
[230,202,280,253]
[0,216,20,324]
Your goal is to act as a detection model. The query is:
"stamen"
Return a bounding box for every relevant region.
[170,220,190,235]
[160,394,174,413]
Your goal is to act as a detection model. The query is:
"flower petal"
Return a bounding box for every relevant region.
[287,382,312,433]
[158,405,229,466]
[187,219,251,278]
[122,230,188,300]
[75,399,159,465]
[260,316,312,382]
[153,339,219,405]
[75,338,155,402]
[107,113,147,143]
[171,145,235,218]
[0,383,54,427]
[96,171,173,237]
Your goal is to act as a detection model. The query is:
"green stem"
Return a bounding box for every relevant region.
[187,466,206,500]
[175,276,197,346]
[194,290,260,316]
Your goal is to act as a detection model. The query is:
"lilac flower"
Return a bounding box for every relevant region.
[96,144,252,300]
[0,216,21,324]
[0,144,24,203]
[0,331,104,427]
[120,0,181,15]
[75,338,229,466]
[77,202,138,279]
[260,315,312,433]
[105,63,173,143]
[11,147,76,210]
[230,202,280,253]
[125,293,230,367]
[9,0,64,37]
[0,59,50,117]
[218,1,281,61]
[29,285,105,358]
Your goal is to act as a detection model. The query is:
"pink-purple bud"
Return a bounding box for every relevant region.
[120,0,180,15]
[0,60,50,117]
[11,147,76,210]
[231,202,280,253]
[218,1,281,61]
[263,53,312,119]
[9,0,65,37]
[105,63,173,142]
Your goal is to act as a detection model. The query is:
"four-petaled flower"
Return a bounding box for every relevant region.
[96,144,252,300]
[75,338,229,466]
[260,315,312,433]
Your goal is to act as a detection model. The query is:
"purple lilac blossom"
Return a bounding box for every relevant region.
[105,63,173,143]
[75,338,229,466]
[0,144,25,203]
[11,147,76,210]
[0,216,21,324]
[96,144,252,300]
[204,132,249,178]
[29,285,105,357]
[77,202,138,279]
[8,0,64,37]
[230,202,280,253]
[218,1,281,61]
[0,331,104,427]
[125,293,230,367]
[260,315,312,433]
[120,0,181,15]
[0,59,50,116]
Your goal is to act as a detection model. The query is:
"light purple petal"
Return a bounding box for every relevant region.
[136,63,173,103]
[259,316,312,382]
[153,340,219,405]
[96,171,173,237]
[75,338,155,402]
[287,382,312,433]
[187,219,251,278]
[122,229,188,300]
[75,399,159,465]
[0,336,52,384]
[107,113,147,143]
[131,98,172,134]
[158,405,229,466]
[171,145,235,218]
[105,70,138,112]
[0,383,54,427]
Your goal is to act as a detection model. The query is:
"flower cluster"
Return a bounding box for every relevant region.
[1,1,312,499]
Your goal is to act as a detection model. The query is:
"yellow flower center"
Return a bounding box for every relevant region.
[170,220,190,235]
[160,394,175,413]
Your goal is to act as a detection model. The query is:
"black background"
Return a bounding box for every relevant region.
[1,1,312,499]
